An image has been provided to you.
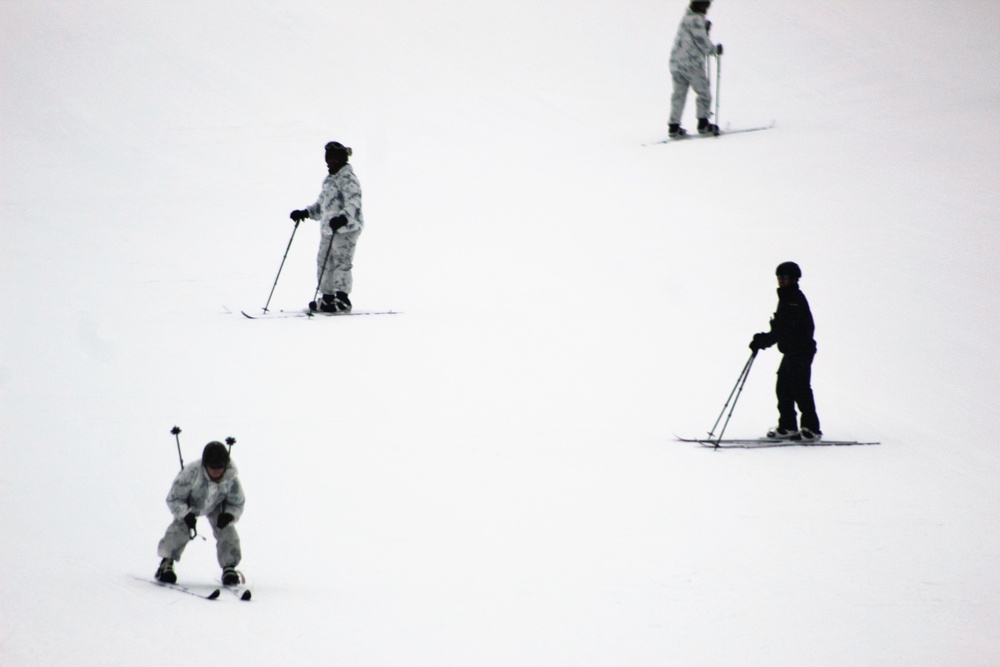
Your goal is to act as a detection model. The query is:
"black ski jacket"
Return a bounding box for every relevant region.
[758,284,817,356]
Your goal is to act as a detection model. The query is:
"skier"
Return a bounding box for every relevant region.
[289,140,364,313]
[749,262,823,442]
[669,0,723,138]
[155,441,245,586]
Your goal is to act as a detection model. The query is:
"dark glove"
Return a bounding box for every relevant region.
[749,332,769,351]
[328,214,348,232]
[705,20,711,32]
[216,512,234,529]
[290,209,309,222]
[183,512,197,530]
[716,44,724,56]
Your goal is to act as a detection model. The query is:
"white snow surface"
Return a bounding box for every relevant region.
[3,1,999,665]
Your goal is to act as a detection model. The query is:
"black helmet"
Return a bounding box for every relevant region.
[775,261,802,280]
[202,441,230,469]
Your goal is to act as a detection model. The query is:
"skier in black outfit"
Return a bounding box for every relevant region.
[749,262,823,441]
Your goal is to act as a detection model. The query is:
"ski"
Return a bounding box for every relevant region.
[133,575,221,600]
[645,122,775,146]
[241,309,399,319]
[222,570,253,601]
[676,436,880,448]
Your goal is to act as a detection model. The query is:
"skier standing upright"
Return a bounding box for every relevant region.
[749,262,823,442]
[155,441,245,585]
[669,0,722,137]
[290,140,364,313]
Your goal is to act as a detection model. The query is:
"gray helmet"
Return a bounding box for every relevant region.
[775,261,802,280]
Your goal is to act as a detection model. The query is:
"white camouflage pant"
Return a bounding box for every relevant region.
[157,511,241,568]
[669,66,712,125]
[316,229,360,295]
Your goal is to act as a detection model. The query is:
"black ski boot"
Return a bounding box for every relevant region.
[332,291,352,313]
[698,118,719,135]
[309,294,338,313]
[155,558,177,584]
[222,566,240,586]
[669,123,687,138]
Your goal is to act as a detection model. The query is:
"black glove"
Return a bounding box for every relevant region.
[705,20,711,32]
[290,209,309,222]
[716,44,724,56]
[328,214,348,232]
[183,512,197,530]
[749,332,769,351]
[216,513,234,529]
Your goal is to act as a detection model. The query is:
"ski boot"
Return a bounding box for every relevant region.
[698,118,720,135]
[155,558,177,584]
[799,427,823,442]
[222,566,240,586]
[309,294,339,313]
[766,426,799,440]
[332,291,352,313]
[668,123,687,138]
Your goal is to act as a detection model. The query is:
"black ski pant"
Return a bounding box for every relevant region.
[776,352,820,433]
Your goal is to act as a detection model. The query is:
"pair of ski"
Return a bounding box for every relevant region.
[138,571,252,601]
[676,436,880,449]
[644,122,775,146]
[240,309,399,320]
[241,308,399,320]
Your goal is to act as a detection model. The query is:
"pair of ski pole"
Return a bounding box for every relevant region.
[169,427,236,540]
[704,349,756,448]
[259,219,338,314]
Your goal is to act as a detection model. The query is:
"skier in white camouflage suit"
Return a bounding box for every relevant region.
[155,442,245,586]
[669,0,723,137]
[290,141,364,313]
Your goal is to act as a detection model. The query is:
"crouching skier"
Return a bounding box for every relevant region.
[155,441,245,586]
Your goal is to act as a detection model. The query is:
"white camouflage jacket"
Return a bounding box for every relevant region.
[165,459,245,522]
[305,163,364,236]
[669,9,716,75]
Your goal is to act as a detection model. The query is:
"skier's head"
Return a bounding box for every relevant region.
[775,261,802,286]
[325,141,352,173]
[689,1,711,14]
[202,441,229,482]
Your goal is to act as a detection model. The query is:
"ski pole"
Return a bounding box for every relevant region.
[170,426,198,540]
[714,51,721,128]
[706,350,757,447]
[263,220,301,313]
[170,426,185,469]
[225,436,236,454]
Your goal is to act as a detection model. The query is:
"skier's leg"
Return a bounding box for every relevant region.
[209,513,242,569]
[323,229,360,296]
[315,233,334,290]
[157,518,192,562]
[669,71,690,126]
[793,353,821,433]
[690,64,713,121]
[775,356,799,431]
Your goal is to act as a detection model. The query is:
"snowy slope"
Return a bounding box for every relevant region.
[2,1,999,665]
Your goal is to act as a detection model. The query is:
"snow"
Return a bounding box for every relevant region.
[2,1,999,664]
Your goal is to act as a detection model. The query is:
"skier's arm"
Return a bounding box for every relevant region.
[336,171,363,233]
[165,466,198,520]
[689,17,716,57]
[223,477,246,523]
